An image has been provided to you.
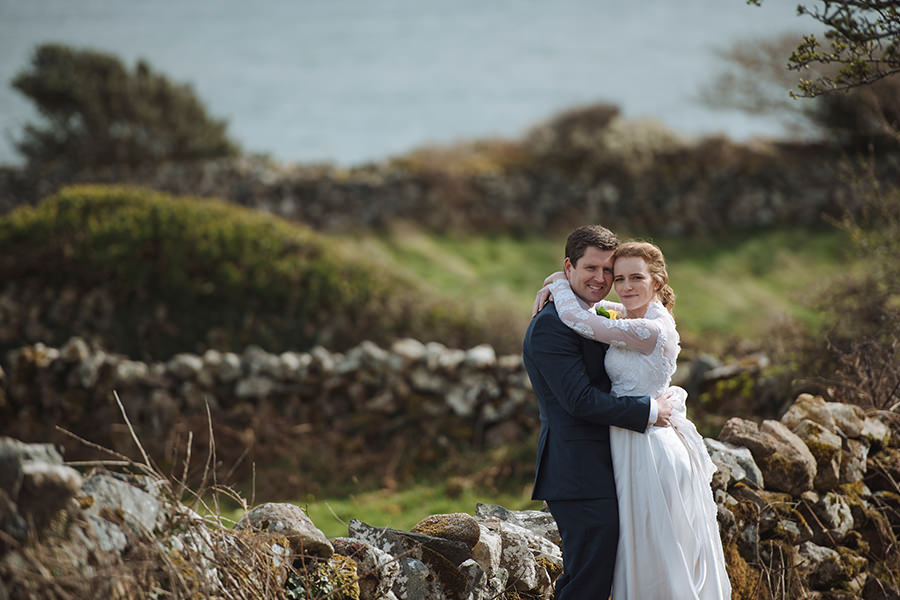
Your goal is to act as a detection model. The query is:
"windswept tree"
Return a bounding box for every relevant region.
[12,43,239,172]
[701,32,900,149]
[749,0,900,96]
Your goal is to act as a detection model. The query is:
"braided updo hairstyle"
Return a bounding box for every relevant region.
[613,241,675,313]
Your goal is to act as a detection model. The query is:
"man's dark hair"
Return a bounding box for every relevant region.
[565,225,618,266]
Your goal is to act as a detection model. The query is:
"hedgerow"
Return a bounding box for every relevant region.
[0,185,507,358]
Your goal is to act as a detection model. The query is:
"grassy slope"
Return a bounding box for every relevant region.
[347,227,853,353]
[291,227,853,534]
[0,185,520,357]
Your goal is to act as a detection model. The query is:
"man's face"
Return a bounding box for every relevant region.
[564,246,614,304]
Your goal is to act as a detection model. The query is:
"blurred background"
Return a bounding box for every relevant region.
[1,0,809,166]
[0,0,897,537]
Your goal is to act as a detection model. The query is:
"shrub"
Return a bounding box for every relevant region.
[805,76,900,152]
[0,185,509,358]
[522,103,688,177]
[702,33,900,151]
[11,44,239,173]
[769,163,900,409]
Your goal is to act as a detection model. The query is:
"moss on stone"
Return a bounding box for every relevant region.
[723,539,766,600]
[835,545,867,584]
[804,437,840,465]
[536,555,563,585]
[411,512,480,550]
[286,553,360,600]
[838,480,869,499]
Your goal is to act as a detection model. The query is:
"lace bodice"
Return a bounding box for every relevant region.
[549,280,680,400]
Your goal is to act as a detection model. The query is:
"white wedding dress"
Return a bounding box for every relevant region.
[550,280,731,600]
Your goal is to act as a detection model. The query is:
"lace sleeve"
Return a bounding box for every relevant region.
[550,280,660,354]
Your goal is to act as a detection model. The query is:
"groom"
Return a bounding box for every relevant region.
[523,225,673,599]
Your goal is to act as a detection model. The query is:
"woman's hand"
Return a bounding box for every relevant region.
[532,284,553,318]
[542,271,566,287]
[532,272,568,317]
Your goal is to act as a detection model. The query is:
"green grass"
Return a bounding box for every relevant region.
[223,482,543,539]
[345,227,855,353]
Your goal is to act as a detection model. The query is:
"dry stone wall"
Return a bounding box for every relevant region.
[4,145,898,235]
[2,396,899,598]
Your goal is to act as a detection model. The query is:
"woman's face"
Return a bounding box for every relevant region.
[613,256,658,317]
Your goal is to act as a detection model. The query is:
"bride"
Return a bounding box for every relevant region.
[535,241,731,600]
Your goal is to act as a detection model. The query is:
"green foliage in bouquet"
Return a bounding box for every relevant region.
[11,44,239,173]
[0,185,502,358]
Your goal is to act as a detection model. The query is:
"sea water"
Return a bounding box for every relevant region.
[0,0,812,166]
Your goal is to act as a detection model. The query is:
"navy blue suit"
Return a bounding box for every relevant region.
[523,302,650,599]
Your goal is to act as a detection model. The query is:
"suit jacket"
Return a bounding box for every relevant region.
[523,302,650,500]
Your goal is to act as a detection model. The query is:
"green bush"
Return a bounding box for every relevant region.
[11,44,239,172]
[0,185,505,358]
[769,166,900,409]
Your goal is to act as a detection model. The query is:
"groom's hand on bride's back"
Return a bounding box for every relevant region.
[654,390,675,427]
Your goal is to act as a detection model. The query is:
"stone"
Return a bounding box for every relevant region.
[710,461,732,491]
[411,512,481,550]
[800,491,854,545]
[166,353,204,380]
[279,351,310,380]
[235,375,276,398]
[17,462,83,528]
[719,418,816,496]
[861,415,891,450]
[211,351,243,382]
[840,438,869,484]
[799,541,866,590]
[409,366,443,393]
[393,556,433,600]
[348,519,471,567]
[497,519,560,565]
[113,360,149,386]
[458,558,486,600]
[60,337,91,362]
[242,345,282,378]
[781,394,837,433]
[493,520,538,591]
[826,402,866,438]
[434,346,465,372]
[497,354,522,371]
[792,419,843,491]
[81,472,166,554]
[704,438,765,489]
[74,350,106,388]
[445,386,476,417]
[310,346,336,374]
[716,503,737,544]
[464,345,496,369]
[472,523,503,575]
[0,438,81,541]
[475,502,560,545]
[391,338,427,362]
[0,438,65,499]
[351,340,391,370]
[237,502,333,559]
[331,537,399,600]
[347,520,470,599]
[684,354,721,394]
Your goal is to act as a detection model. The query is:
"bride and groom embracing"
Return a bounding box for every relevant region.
[523,225,731,599]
